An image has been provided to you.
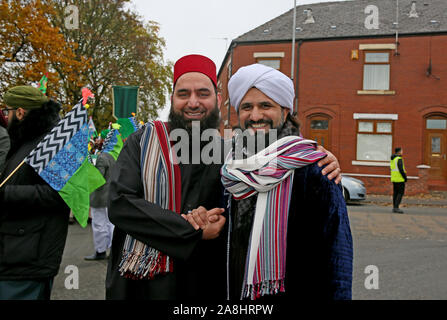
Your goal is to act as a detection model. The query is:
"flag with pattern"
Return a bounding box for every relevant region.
[102,127,123,161]
[25,101,105,227]
[88,116,97,139]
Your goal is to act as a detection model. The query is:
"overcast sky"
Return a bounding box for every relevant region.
[129,0,348,120]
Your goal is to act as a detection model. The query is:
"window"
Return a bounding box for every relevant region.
[363,52,390,91]
[356,120,393,161]
[431,137,441,153]
[311,119,329,130]
[427,119,447,130]
[256,58,281,70]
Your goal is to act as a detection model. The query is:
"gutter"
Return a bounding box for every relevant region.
[218,31,447,78]
[230,30,447,47]
[217,41,235,79]
[227,43,236,125]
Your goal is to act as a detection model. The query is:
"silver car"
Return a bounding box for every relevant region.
[341,176,366,202]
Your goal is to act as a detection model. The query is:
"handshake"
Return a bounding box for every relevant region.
[181,206,226,240]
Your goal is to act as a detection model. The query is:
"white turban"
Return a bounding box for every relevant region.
[228,63,295,112]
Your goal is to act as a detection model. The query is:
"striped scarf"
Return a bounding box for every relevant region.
[118,121,181,280]
[221,135,326,299]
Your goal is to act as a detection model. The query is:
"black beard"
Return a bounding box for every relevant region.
[7,101,61,155]
[7,112,20,136]
[232,129,279,158]
[243,119,274,131]
[233,118,299,159]
[168,103,220,135]
[168,103,221,163]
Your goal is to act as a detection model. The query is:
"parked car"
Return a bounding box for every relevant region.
[341,176,366,202]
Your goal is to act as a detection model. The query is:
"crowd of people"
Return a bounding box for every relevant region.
[0,54,353,301]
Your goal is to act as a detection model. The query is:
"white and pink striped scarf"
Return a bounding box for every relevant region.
[221,135,326,300]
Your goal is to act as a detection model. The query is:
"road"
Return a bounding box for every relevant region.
[51,203,447,300]
[349,203,447,300]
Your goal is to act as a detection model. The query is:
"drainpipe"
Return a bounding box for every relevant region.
[294,40,303,115]
[291,0,297,80]
[228,43,236,126]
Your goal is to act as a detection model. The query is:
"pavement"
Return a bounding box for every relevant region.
[348,203,447,300]
[49,192,447,301]
[50,222,108,300]
[362,191,447,208]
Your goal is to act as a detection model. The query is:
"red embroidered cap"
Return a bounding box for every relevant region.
[173,54,217,88]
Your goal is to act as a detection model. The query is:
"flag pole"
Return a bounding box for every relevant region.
[0,160,25,188]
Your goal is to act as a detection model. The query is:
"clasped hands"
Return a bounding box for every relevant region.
[181,206,226,240]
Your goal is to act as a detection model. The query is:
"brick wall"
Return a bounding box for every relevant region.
[217,34,447,193]
[348,165,430,196]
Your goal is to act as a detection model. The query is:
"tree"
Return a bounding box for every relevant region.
[0,0,88,105]
[49,0,173,130]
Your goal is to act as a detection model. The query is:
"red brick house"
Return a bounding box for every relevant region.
[217,0,447,194]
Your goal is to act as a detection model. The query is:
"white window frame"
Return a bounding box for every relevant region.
[362,51,390,91]
[353,114,397,165]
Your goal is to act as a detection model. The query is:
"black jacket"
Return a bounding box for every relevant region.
[0,106,69,280]
[106,128,228,300]
[228,163,353,301]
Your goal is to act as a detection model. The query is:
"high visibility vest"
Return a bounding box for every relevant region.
[390,156,406,182]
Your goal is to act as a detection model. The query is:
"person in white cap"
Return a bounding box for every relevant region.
[226,64,353,300]
[186,64,353,301]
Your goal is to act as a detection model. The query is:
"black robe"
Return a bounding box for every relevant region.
[228,163,353,301]
[105,128,227,300]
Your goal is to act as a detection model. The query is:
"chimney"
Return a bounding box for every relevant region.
[409,1,419,18]
[303,9,315,24]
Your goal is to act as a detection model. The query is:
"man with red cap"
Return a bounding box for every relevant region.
[105,54,341,300]
[106,54,229,300]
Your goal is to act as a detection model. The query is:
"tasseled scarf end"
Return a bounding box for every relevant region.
[118,247,172,280]
[242,279,285,300]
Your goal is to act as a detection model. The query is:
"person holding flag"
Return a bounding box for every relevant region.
[0,86,70,300]
[0,85,105,300]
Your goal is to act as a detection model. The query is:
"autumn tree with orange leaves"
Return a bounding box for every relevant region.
[49,0,172,129]
[0,0,89,110]
[1,0,172,130]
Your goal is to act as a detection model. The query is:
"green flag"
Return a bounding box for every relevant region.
[112,86,139,119]
[39,73,48,95]
[24,101,105,228]
[59,159,105,227]
[117,117,138,140]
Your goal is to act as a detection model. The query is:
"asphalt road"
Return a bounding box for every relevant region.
[51,202,447,300]
[349,203,447,300]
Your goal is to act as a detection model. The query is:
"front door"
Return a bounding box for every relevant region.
[424,116,447,182]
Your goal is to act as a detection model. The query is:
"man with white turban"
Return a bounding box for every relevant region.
[220,64,353,300]
[228,63,295,115]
